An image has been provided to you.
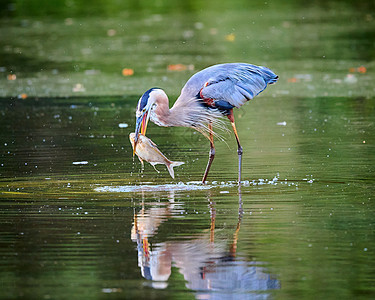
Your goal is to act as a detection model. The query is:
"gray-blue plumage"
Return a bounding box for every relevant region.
[178,63,278,109]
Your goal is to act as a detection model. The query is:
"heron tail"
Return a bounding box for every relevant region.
[166,161,184,179]
[258,66,279,84]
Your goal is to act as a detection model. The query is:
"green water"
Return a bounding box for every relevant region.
[0,1,374,299]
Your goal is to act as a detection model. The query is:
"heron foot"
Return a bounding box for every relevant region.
[237,146,243,184]
[237,146,243,156]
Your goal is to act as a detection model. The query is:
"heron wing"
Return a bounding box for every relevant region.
[183,63,278,108]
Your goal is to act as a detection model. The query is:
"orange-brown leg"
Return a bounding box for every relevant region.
[202,122,215,184]
[227,110,243,184]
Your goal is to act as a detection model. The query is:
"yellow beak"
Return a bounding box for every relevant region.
[133,111,149,156]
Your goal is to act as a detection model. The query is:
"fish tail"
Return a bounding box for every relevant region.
[166,161,184,179]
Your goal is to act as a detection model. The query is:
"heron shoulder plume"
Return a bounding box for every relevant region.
[170,96,226,138]
[147,89,225,137]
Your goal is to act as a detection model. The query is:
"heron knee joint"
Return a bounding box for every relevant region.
[210,148,216,157]
[237,147,243,156]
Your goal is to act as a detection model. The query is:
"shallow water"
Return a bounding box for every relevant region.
[1,95,374,300]
[1,1,375,299]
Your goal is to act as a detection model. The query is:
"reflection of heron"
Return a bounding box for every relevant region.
[133,63,278,183]
[131,187,280,295]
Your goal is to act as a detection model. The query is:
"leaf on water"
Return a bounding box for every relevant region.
[7,74,16,80]
[167,64,194,71]
[18,93,27,99]
[287,77,298,83]
[107,29,116,36]
[349,66,366,73]
[225,33,235,41]
[122,68,134,76]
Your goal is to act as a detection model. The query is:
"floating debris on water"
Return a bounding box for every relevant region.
[344,74,358,84]
[72,161,89,165]
[72,83,86,92]
[18,93,27,99]
[225,33,236,41]
[122,68,134,76]
[7,74,16,80]
[118,123,128,128]
[84,69,100,75]
[167,64,194,71]
[277,121,287,126]
[64,18,73,25]
[107,29,116,36]
[349,66,366,73]
[101,288,122,293]
[209,28,218,35]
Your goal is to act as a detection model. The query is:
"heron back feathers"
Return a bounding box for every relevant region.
[180,63,278,109]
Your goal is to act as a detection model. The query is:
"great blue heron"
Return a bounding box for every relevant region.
[133,63,278,183]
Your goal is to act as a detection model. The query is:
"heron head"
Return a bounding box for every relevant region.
[133,88,164,154]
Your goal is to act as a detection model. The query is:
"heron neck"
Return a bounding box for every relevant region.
[168,104,186,127]
[151,98,172,127]
[152,95,201,127]
[168,97,200,127]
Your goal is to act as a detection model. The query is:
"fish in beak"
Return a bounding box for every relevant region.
[133,108,150,156]
[129,133,184,179]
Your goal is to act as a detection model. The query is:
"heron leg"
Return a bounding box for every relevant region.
[202,122,215,184]
[227,110,243,184]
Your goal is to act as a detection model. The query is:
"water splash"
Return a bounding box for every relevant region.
[94,174,315,193]
[94,181,212,193]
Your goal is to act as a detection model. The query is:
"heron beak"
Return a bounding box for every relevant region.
[133,110,150,156]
